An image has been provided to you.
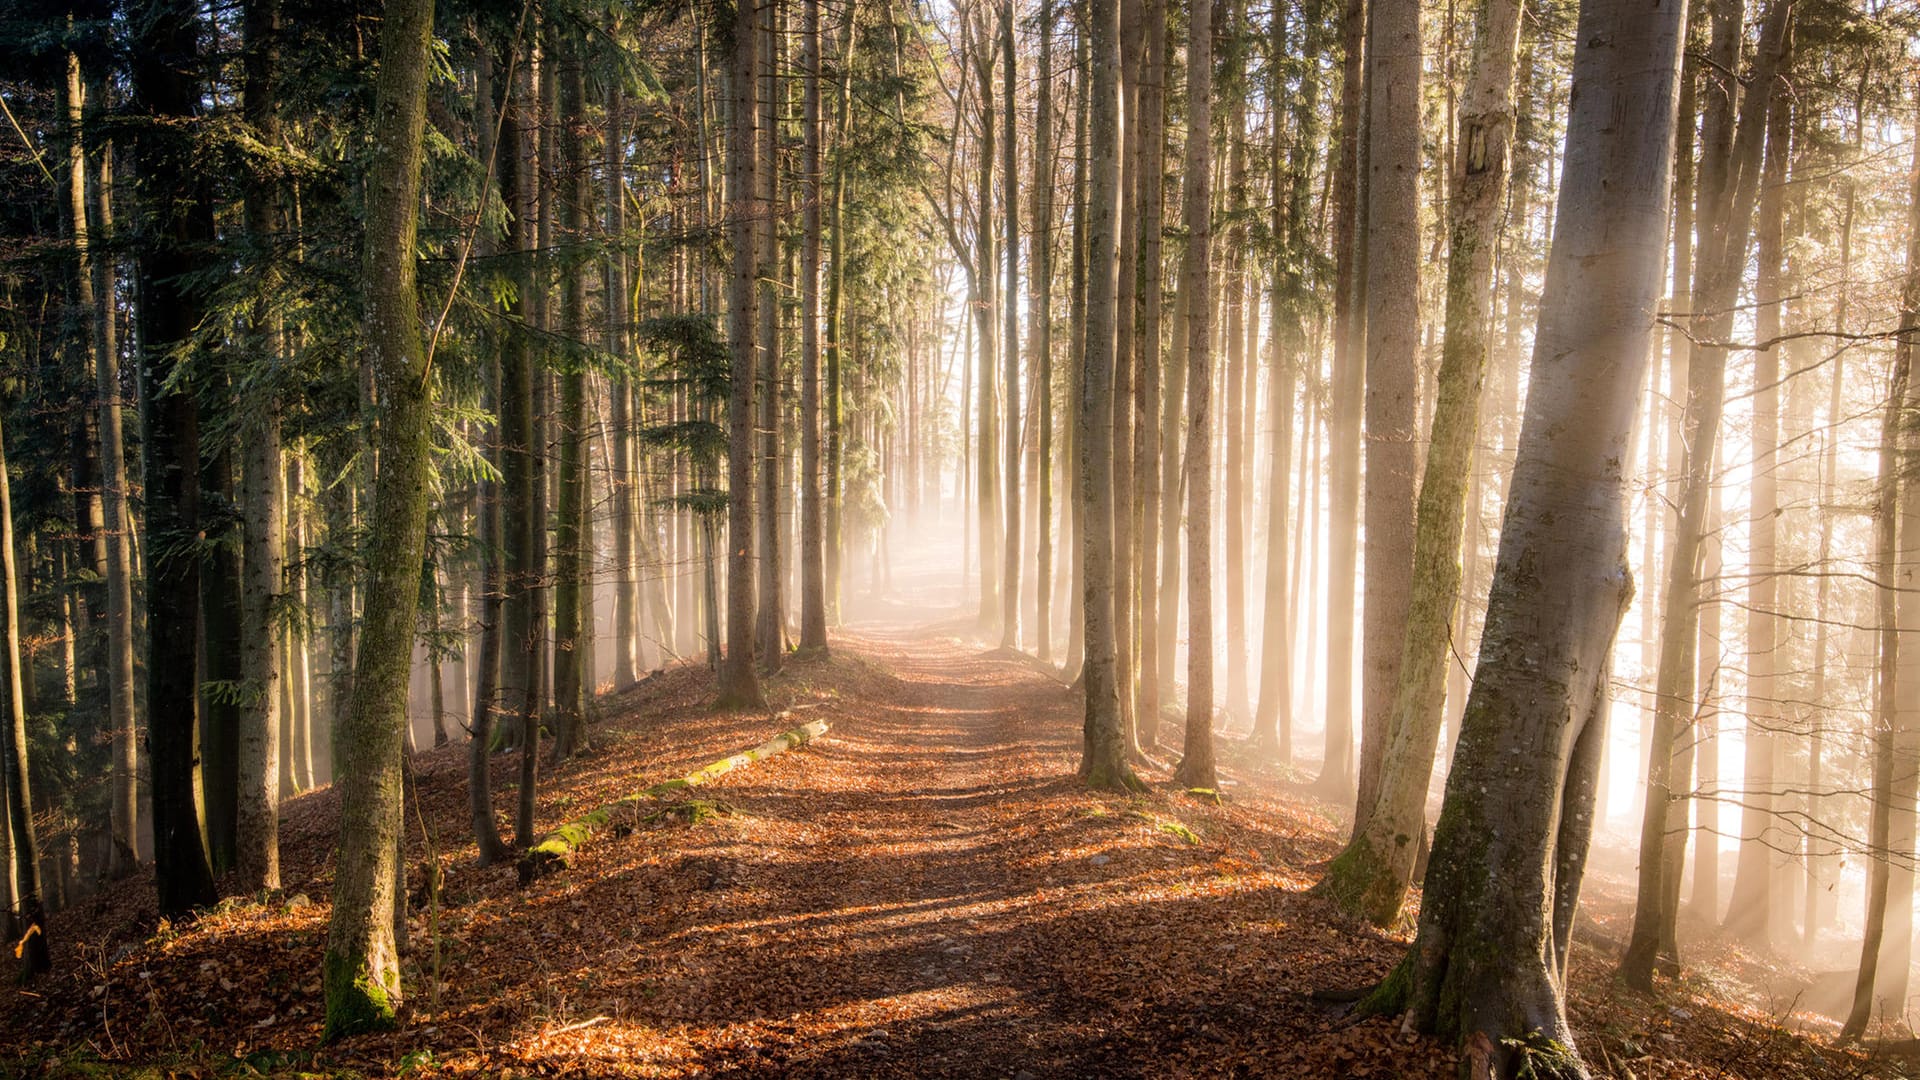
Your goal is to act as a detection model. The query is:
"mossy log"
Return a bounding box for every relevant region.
[517,715,827,884]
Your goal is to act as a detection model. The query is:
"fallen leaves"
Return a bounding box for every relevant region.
[0,627,1898,1079]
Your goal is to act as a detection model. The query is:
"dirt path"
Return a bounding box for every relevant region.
[470,621,1411,1079]
[7,611,1885,1079]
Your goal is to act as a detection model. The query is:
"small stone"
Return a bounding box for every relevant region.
[1667,1006,1692,1021]
[1090,854,1111,866]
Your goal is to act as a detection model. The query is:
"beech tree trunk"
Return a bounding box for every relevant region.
[1842,79,1920,1041]
[1317,0,1521,926]
[1354,0,1422,825]
[1364,4,1686,1073]
[1000,0,1022,650]
[1623,1,1791,984]
[1171,0,1216,792]
[1316,0,1365,797]
[1076,0,1137,792]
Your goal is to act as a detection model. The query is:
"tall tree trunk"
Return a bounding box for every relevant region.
[1353,0,1422,824]
[798,0,829,653]
[607,71,639,691]
[321,0,435,1035]
[1253,0,1319,761]
[1032,1,1057,664]
[1316,0,1521,926]
[1077,0,1138,792]
[236,0,284,894]
[132,0,218,917]
[1132,0,1166,741]
[719,0,767,708]
[1622,1,1791,985]
[1170,0,1216,791]
[0,407,45,976]
[1316,0,1365,797]
[551,25,591,759]
[68,50,139,876]
[1722,26,1796,944]
[756,0,786,669]
[1361,4,1686,1070]
[1000,0,1023,651]
[1842,79,1920,1041]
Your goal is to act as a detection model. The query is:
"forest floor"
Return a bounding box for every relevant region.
[4,600,1917,1077]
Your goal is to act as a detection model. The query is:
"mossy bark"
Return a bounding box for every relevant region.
[1382,4,1684,1074]
[1318,0,1523,928]
[321,0,435,1039]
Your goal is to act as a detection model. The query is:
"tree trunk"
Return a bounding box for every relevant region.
[798,0,829,653]
[1316,0,1521,926]
[1316,0,1365,798]
[1722,24,1796,944]
[1171,0,1216,792]
[999,0,1022,651]
[755,0,786,670]
[1363,4,1686,1072]
[1623,1,1791,985]
[1131,0,1165,742]
[551,25,591,759]
[1077,0,1138,792]
[68,50,140,876]
[470,185,510,870]
[236,0,284,894]
[132,0,219,917]
[1033,1,1057,664]
[1253,0,1319,761]
[718,0,767,709]
[1353,0,1422,825]
[321,0,435,1035]
[1842,79,1920,1041]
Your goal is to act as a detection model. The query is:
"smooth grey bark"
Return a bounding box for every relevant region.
[1032,0,1058,664]
[1316,0,1365,797]
[1364,3,1686,1073]
[1000,0,1022,651]
[321,0,435,1036]
[1622,0,1792,985]
[1843,79,1920,1041]
[1131,0,1165,740]
[608,72,639,690]
[1252,0,1318,760]
[1354,0,1421,825]
[1317,0,1521,926]
[1170,0,1215,792]
[1077,0,1137,792]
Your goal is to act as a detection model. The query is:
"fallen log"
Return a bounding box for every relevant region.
[517,715,828,885]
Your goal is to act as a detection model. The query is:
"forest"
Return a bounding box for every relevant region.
[3,0,1920,1076]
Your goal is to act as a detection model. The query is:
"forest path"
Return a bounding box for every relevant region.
[6,593,1872,1079]
[486,610,1392,1078]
